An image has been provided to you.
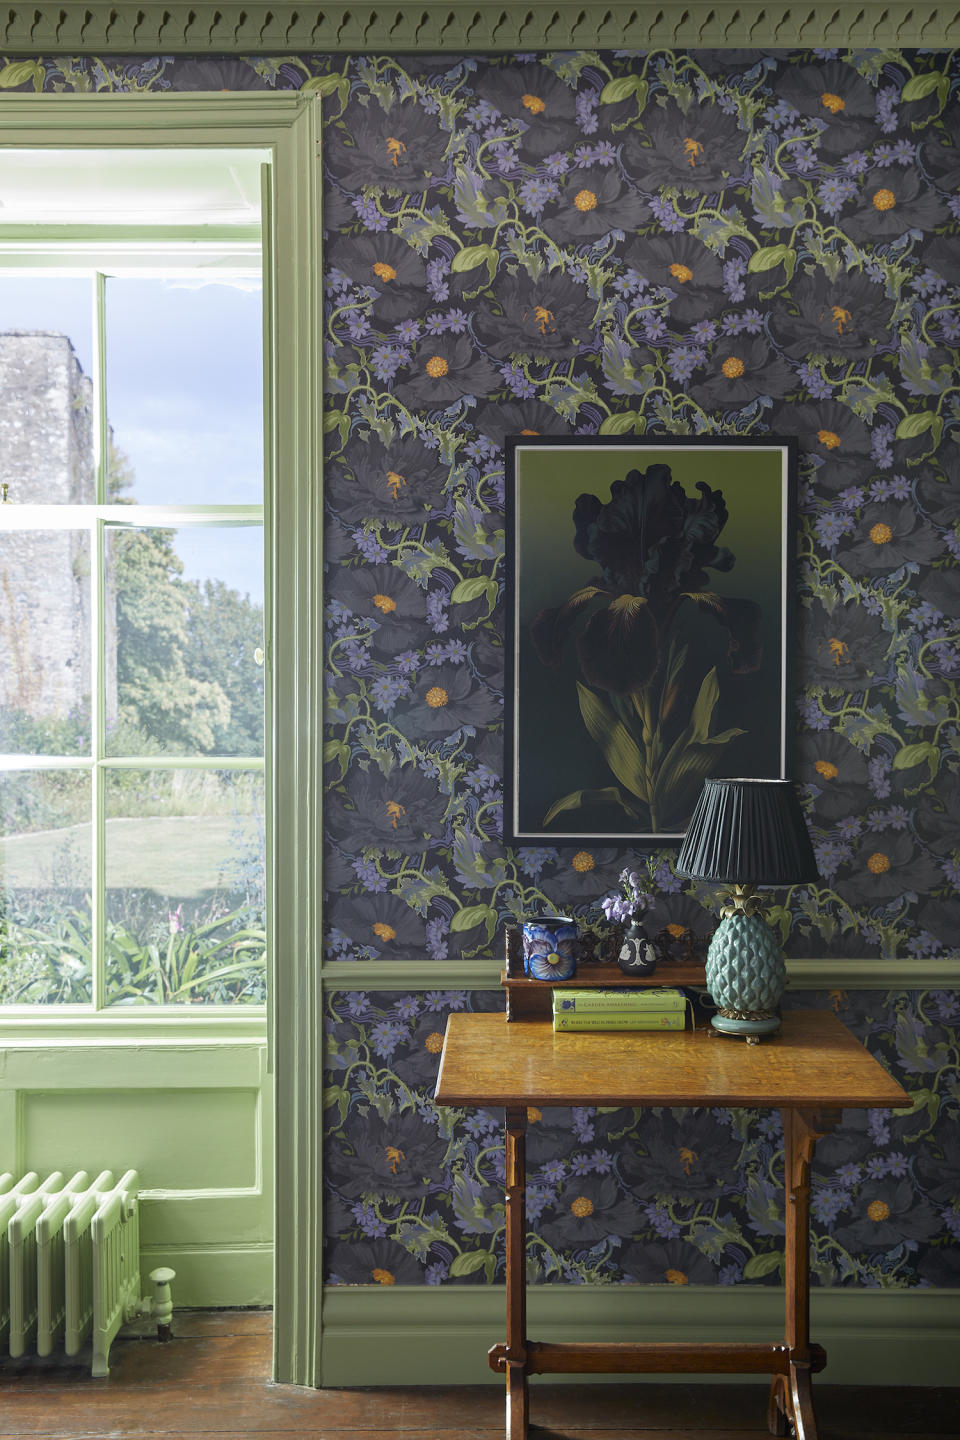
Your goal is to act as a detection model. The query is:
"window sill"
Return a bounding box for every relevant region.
[0,1005,267,1045]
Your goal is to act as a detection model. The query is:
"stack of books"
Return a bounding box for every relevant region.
[552,987,688,1032]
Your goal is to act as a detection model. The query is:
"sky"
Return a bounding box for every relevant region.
[0,273,263,600]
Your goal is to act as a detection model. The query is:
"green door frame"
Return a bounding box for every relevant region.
[0,92,323,1386]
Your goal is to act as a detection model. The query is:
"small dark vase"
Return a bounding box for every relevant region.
[617,917,657,977]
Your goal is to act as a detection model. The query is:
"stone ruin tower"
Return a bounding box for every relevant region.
[0,331,117,741]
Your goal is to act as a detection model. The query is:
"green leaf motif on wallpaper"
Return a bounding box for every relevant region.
[743,1251,785,1281]
[0,61,45,91]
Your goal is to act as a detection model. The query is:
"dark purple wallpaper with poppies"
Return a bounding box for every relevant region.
[22,45,958,1290]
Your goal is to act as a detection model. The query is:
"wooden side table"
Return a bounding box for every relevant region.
[434,1010,909,1440]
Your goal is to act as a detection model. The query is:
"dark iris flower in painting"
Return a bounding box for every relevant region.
[326,890,426,960]
[326,1237,424,1286]
[618,1108,743,1200]
[618,1237,717,1286]
[770,269,896,362]
[774,60,876,156]
[688,336,794,409]
[474,269,598,360]
[474,399,572,447]
[325,1106,441,1200]
[333,563,430,655]
[393,334,500,409]
[621,234,724,324]
[621,99,748,194]
[327,233,430,322]
[543,169,650,242]
[798,730,870,824]
[391,664,501,738]
[474,62,579,161]
[532,464,761,696]
[536,1173,643,1248]
[841,168,948,243]
[327,100,451,193]
[830,1178,940,1252]
[836,504,943,573]
[326,764,451,853]
[769,399,873,489]
[843,829,942,904]
[806,598,892,692]
[327,433,450,526]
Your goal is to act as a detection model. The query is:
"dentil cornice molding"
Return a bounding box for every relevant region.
[1,3,958,54]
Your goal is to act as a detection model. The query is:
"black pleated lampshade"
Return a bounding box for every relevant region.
[675,778,819,887]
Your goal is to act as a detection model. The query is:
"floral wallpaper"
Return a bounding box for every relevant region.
[10,46,958,1287]
[324,986,960,1288]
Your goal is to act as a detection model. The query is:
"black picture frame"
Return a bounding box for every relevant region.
[504,434,798,847]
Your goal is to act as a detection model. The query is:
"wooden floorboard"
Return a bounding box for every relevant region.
[0,1311,957,1439]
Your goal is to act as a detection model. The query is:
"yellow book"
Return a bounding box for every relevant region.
[553,1010,686,1032]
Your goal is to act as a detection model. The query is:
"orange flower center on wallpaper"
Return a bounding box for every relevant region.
[571,850,595,872]
[530,305,556,334]
[667,923,686,939]
[818,429,842,449]
[425,1032,444,1053]
[815,760,839,780]
[820,91,846,113]
[425,355,449,378]
[373,261,397,282]
[670,262,693,283]
[386,470,407,498]
[873,188,896,212]
[832,305,853,334]
[373,593,397,613]
[870,523,893,545]
[527,1106,542,1122]
[521,92,546,114]
[722,356,745,378]
[666,1268,689,1285]
[386,136,407,166]
[372,1267,396,1285]
[679,1147,698,1175]
[571,1195,594,1218]
[828,638,850,666]
[868,1200,891,1222]
[573,188,597,212]
[373,922,397,942]
[385,1145,405,1173]
[867,853,891,875]
[386,801,406,829]
[684,137,704,166]
[425,686,448,708]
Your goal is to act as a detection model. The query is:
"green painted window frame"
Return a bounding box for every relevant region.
[0,95,322,1383]
[0,253,267,1018]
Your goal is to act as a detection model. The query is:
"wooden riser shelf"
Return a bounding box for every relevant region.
[501,962,708,1022]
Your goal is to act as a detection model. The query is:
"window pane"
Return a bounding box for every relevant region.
[105,277,263,504]
[0,280,95,504]
[104,768,265,1006]
[0,770,92,1004]
[0,530,91,754]
[105,525,264,757]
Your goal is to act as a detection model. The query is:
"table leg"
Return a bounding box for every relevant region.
[768,1107,838,1440]
[504,1105,528,1440]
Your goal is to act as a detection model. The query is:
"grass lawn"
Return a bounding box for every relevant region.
[0,816,261,899]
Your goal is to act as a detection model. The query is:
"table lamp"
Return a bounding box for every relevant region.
[675,777,819,1042]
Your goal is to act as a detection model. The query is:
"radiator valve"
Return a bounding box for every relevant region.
[146,1266,176,1342]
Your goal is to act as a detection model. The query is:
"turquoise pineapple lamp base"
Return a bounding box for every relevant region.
[705,908,786,1043]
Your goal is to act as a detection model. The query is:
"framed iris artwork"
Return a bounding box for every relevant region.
[505,436,797,846]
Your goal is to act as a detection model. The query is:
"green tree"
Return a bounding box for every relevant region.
[112,527,230,754]
[185,578,264,755]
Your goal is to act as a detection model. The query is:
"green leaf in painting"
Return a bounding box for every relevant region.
[576,683,648,801]
[542,785,639,828]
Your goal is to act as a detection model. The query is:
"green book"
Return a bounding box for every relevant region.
[553,987,686,1015]
[553,1010,686,1032]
